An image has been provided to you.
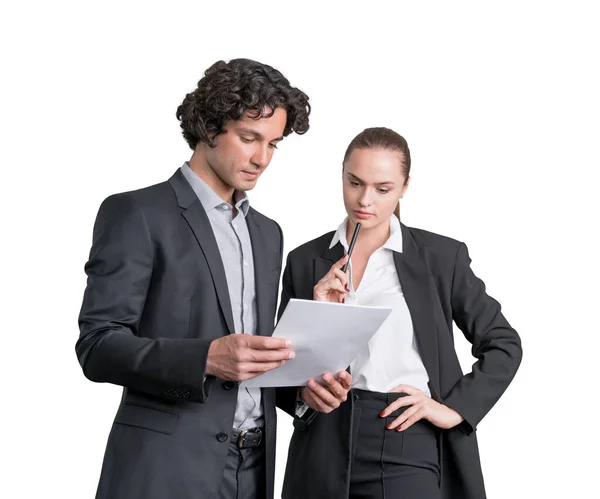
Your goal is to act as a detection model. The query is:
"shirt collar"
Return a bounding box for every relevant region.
[329,215,403,253]
[180,162,250,217]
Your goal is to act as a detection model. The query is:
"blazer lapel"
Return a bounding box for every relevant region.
[394,224,441,398]
[169,170,235,335]
[315,242,345,285]
[246,209,270,337]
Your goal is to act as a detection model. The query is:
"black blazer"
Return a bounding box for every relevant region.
[276,223,522,499]
[76,169,283,499]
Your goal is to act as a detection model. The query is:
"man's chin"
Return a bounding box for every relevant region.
[235,178,259,191]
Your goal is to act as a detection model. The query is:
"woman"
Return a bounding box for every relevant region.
[277,128,522,499]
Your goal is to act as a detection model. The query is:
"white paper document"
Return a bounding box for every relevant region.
[241,298,392,388]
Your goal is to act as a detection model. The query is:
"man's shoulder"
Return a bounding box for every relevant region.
[248,207,282,236]
[101,179,173,209]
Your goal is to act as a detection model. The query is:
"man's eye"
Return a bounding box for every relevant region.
[240,137,254,143]
[268,143,278,149]
[350,181,360,187]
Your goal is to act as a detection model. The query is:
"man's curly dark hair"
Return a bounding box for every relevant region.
[176,59,311,150]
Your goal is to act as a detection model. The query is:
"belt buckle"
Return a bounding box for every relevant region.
[236,428,262,448]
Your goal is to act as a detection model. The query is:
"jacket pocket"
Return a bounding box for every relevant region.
[114,403,179,435]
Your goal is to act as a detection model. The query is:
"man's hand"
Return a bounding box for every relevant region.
[301,371,352,413]
[206,334,295,381]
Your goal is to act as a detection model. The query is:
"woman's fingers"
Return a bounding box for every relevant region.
[379,395,419,418]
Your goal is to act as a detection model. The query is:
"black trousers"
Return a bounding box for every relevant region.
[217,434,266,499]
[350,389,441,499]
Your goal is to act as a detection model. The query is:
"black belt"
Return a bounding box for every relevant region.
[231,427,263,449]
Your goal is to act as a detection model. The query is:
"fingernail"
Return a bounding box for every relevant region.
[342,298,345,304]
[380,412,386,418]
[386,424,392,429]
[285,340,292,347]
[345,285,350,291]
[308,380,316,388]
[288,351,296,359]
[396,428,403,432]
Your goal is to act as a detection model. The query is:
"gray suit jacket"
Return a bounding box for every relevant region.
[277,224,522,499]
[77,169,283,499]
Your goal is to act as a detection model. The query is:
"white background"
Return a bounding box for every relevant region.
[1,1,599,497]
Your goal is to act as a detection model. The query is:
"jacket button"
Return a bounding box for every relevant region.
[223,381,235,390]
[216,432,228,443]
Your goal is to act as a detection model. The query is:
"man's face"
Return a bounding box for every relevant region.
[205,107,287,193]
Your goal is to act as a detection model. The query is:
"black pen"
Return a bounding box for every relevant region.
[341,223,361,273]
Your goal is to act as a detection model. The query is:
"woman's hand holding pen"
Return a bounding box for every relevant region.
[313,255,350,303]
[301,371,353,413]
[380,384,464,431]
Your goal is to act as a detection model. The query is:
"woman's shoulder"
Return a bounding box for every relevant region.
[404,224,463,251]
[287,231,337,261]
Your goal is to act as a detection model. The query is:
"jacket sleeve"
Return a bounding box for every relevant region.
[275,255,300,417]
[442,242,523,433]
[76,193,213,403]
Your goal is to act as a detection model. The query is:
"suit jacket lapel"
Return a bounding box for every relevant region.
[169,170,235,335]
[315,241,345,284]
[394,223,441,398]
[246,209,270,337]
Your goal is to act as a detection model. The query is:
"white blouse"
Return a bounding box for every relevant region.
[330,216,430,395]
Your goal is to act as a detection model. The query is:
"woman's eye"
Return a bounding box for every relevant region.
[378,189,389,194]
[240,137,254,143]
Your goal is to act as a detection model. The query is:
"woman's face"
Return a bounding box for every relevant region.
[342,147,410,230]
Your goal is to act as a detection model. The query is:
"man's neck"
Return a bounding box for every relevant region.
[188,152,235,205]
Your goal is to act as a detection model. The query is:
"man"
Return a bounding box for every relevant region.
[76,58,350,499]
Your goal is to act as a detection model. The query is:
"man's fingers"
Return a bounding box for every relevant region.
[337,371,353,390]
[322,373,348,400]
[307,380,340,408]
[246,335,292,350]
[248,349,295,362]
[240,361,286,377]
[303,389,333,414]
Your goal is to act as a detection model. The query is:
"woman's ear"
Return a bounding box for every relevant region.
[400,176,411,198]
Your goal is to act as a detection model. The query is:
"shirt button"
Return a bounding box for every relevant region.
[223,381,235,390]
[216,432,228,442]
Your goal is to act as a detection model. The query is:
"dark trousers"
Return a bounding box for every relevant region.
[217,433,266,499]
[350,389,441,499]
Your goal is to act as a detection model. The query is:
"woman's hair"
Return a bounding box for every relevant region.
[176,58,311,149]
[342,127,411,219]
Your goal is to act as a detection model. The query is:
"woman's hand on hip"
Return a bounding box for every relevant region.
[313,255,349,303]
[381,384,464,431]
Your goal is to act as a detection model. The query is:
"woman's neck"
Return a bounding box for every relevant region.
[346,218,391,257]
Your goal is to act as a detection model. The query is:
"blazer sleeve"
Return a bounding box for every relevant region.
[275,255,300,417]
[442,242,523,433]
[76,193,212,403]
